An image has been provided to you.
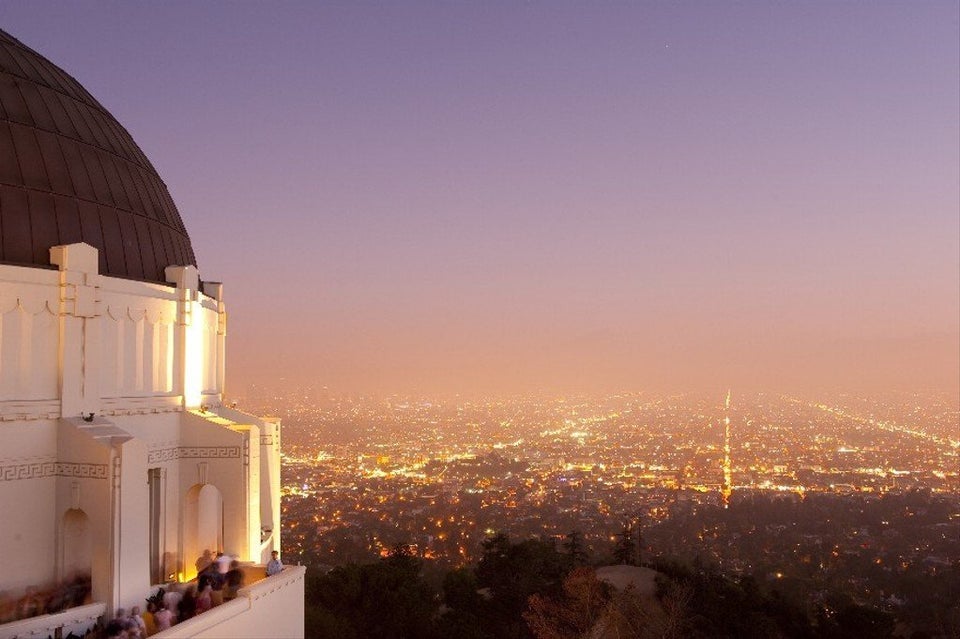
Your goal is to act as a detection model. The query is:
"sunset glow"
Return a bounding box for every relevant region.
[4,3,956,397]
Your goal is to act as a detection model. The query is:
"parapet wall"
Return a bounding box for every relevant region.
[152,566,306,639]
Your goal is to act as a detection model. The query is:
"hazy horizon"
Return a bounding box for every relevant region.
[4,3,958,397]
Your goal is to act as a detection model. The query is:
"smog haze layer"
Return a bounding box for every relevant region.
[5,3,958,396]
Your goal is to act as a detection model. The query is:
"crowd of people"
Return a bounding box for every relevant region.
[104,551,248,638]
[0,573,92,624]
[0,551,284,639]
[104,550,284,638]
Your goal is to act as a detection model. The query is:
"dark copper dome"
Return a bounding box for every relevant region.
[0,29,196,282]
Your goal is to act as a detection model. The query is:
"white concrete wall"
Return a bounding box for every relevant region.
[0,418,57,592]
[116,437,151,613]
[100,296,177,398]
[259,417,282,560]
[0,266,59,403]
[179,411,261,567]
[55,419,113,602]
[0,474,57,591]
[213,407,283,561]
[0,248,225,417]
[0,246,289,630]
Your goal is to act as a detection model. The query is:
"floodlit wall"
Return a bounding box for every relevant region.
[0,245,225,422]
[214,405,283,561]
[180,411,261,569]
[99,284,177,399]
[0,244,278,621]
[0,420,57,593]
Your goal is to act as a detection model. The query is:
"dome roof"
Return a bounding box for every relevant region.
[0,29,196,283]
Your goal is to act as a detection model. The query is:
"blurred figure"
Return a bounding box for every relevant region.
[16,587,40,618]
[153,604,174,632]
[196,582,213,614]
[130,605,147,638]
[104,617,125,639]
[215,552,232,574]
[0,591,16,623]
[224,560,244,601]
[266,551,283,577]
[162,584,182,624]
[178,586,197,622]
[195,549,214,574]
[142,602,158,636]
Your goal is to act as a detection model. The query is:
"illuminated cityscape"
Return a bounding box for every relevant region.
[257,388,959,633]
[253,389,958,612]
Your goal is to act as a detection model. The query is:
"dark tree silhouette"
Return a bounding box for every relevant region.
[477,533,568,639]
[613,524,636,566]
[563,531,588,568]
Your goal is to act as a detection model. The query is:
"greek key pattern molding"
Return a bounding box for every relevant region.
[147,446,242,464]
[0,461,109,482]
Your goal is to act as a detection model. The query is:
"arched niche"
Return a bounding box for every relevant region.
[60,508,92,580]
[183,483,223,580]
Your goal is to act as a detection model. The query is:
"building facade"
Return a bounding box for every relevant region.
[0,29,303,638]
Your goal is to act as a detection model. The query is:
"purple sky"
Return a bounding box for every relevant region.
[4,3,958,395]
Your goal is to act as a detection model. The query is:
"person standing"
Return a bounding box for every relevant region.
[265,551,283,577]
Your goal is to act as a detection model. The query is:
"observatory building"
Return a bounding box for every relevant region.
[0,29,304,638]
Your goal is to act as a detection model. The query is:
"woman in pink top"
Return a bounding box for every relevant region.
[153,604,173,631]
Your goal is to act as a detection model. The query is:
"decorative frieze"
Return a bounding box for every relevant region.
[57,462,109,479]
[0,461,53,481]
[147,446,242,464]
[0,461,108,482]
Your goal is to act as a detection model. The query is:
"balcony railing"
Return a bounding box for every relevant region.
[152,565,305,639]
[0,602,105,639]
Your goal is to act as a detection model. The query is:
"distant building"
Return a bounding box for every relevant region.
[0,29,303,638]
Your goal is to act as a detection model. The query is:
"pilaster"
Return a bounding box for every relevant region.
[50,243,102,418]
[165,266,201,408]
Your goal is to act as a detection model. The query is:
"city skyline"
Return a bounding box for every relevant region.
[4,3,958,395]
